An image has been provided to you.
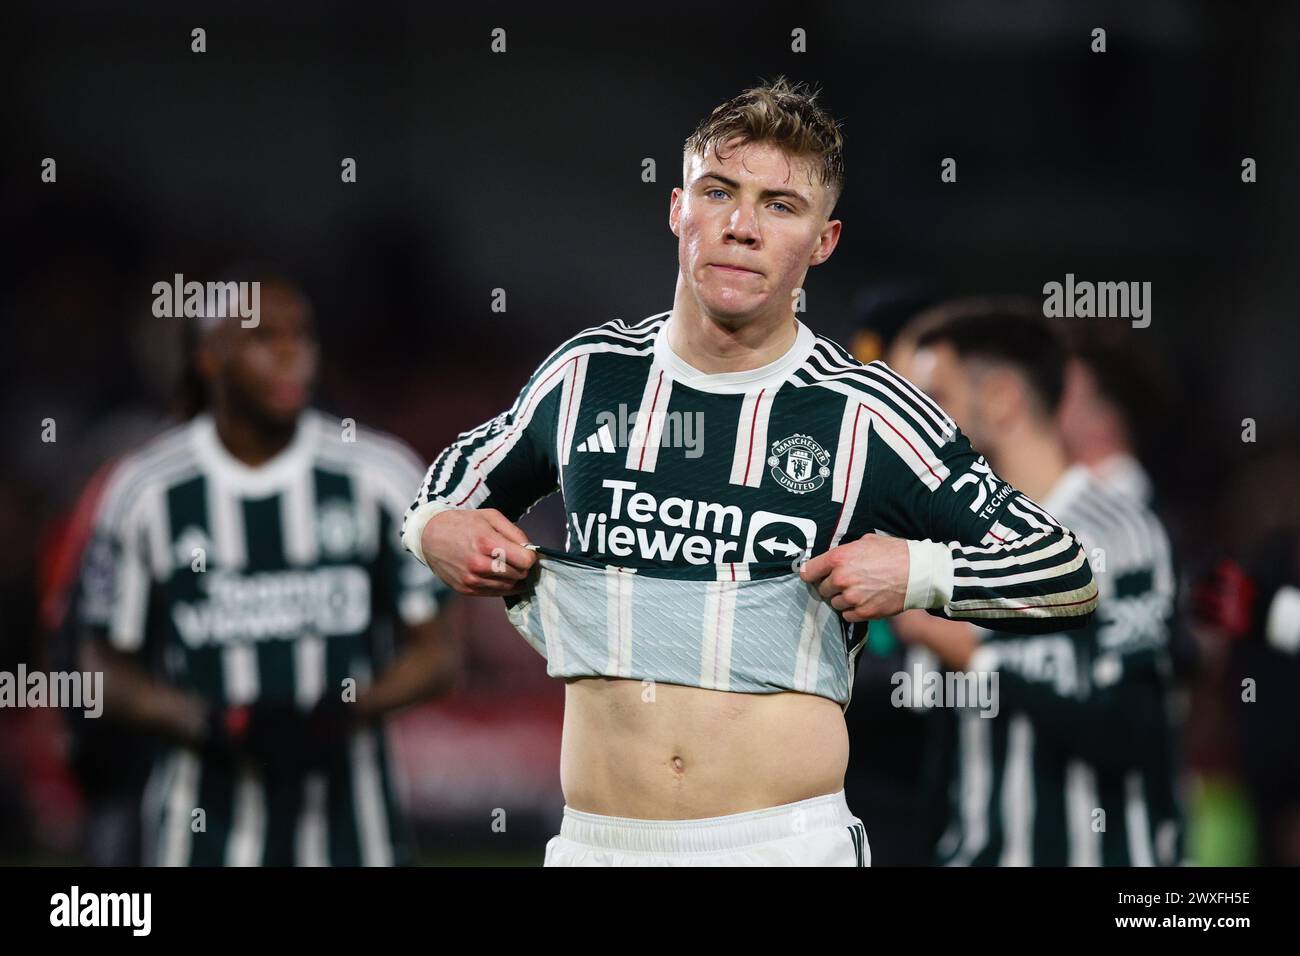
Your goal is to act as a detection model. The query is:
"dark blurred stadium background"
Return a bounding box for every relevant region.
[2,1,1298,864]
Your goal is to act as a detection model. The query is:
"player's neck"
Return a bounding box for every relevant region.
[211,405,298,468]
[990,423,1070,503]
[667,283,799,375]
[1071,430,1133,469]
[665,311,799,375]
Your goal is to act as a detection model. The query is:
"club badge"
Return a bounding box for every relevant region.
[768,434,831,494]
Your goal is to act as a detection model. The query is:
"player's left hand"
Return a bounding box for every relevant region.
[205,698,359,778]
[800,534,909,622]
[299,696,358,771]
[891,609,980,670]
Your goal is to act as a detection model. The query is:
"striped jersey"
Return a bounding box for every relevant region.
[404,312,1098,700]
[926,465,1182,866]
[79,409,449,866]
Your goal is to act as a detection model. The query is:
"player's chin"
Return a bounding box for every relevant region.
[255,394,309,427]
[698,288,769,324]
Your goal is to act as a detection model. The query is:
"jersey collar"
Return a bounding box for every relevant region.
[1091,453,1153,503]
[190,411,317,495]
[653,315,817,394]
[1040,463,1093,516]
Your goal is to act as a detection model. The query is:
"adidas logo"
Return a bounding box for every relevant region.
[576,423,617,453]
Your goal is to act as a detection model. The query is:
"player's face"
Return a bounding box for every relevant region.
[1056,357,1101,459]
[912,343,989,448]
[205,282,319,427]
[671,138,840,328]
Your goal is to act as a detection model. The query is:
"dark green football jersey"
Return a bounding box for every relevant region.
[924,466,1182,866]
[404,313,1098,701]
[80,410,449,866]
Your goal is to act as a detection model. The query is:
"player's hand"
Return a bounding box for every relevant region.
[298,696,357,771]
[201,700,305,769]
[200,701,248,759]
[891,608,979,670]
[420,507,537,597]
[800,533,909,623]
[201,700,355,778]
[890,608,938,645]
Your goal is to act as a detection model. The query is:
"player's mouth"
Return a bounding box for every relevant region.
[268,380,307,408]
[709,263,763,276]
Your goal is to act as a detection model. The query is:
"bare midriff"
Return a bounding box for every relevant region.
[560,676,849,820]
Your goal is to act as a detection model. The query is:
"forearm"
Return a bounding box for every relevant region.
[355,619,460,721]
[81,639,208,745]
[403,388,559,569]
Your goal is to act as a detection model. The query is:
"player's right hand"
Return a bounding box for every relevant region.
[420,507,537,597]
[201,700,347,778]
[201,701,299,768]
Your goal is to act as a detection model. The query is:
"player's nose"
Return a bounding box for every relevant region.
[724,205,760,244]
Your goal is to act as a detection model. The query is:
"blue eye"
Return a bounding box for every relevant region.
[771,202,791,213]
[706,188,728,200]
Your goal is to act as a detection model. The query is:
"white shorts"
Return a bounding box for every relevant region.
[543,790,870,867]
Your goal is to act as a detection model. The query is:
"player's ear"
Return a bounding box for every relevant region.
[984,368,1021,425]
[195,334,221,384]
[668,187,683,237]
[809,218,841,266]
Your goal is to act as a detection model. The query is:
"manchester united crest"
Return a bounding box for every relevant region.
[768,434,832,494]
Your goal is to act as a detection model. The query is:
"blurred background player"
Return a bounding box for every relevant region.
[843,289,1063,863]
[842,289,1037,864]
[76,271,459,866]
[895,302,1183,865]
[840,281,943,865]
[1055,324,1169,506]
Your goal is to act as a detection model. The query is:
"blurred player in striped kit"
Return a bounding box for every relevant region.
[77,273,458,865]
[895,303,1182,865]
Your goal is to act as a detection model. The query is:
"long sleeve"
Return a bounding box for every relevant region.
[862,364,1097,634]
[80,459,155,654]
[401,350,568,564]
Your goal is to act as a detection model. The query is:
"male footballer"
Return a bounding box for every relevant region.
[403,78,1099,866]
[900,305,1181,865]
[79,274,459,865]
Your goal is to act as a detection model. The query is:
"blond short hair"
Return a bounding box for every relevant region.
[683,76,846,215]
